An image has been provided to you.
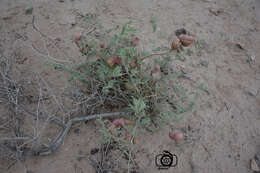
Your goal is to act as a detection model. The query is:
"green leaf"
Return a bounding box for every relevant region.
[85,51,96,61]
[54,64,65,71]
[102,80,115,94]
[140,117,150,127]
[130,98,146,113]
[97,64,109,80]
[120,20,132,35]
[110,66,122,77]
[109,34,118,46]
[120,48,127,59]
[68,76,75,83]
[126,27,136,34]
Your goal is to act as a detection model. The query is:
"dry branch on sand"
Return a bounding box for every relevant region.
[0,55,129,172]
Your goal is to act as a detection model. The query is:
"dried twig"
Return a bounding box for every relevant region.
[140,50,171,61]
[31,15,72,63]
[85,27,96,35]
[38,112,128,156]
[7,112,128,157]
[31,42,71,63]
[32,16,47,38]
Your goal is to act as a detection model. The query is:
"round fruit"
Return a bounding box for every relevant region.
[106,56,116,67]
[178,34,195,47]
[75,34,81,41]
[174,132,183,141]
[112,118,125,128]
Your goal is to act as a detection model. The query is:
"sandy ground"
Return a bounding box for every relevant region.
[0,0,259,172]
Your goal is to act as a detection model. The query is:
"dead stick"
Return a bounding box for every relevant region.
[38,112,128,156]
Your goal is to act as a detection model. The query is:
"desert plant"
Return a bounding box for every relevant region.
[65,21,196,144]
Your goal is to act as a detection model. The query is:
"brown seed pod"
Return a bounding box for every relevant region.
[132,137,137,144]
[100,43,105,49]
[131,37,140,47]
[171,38,181,50]
[106,56,117,67]
[178,34,195,47]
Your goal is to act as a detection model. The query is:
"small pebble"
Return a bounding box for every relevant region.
[94,29,101,37]
[251,159,260,172]
[55,37,61,41]
[200,60,209,67]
